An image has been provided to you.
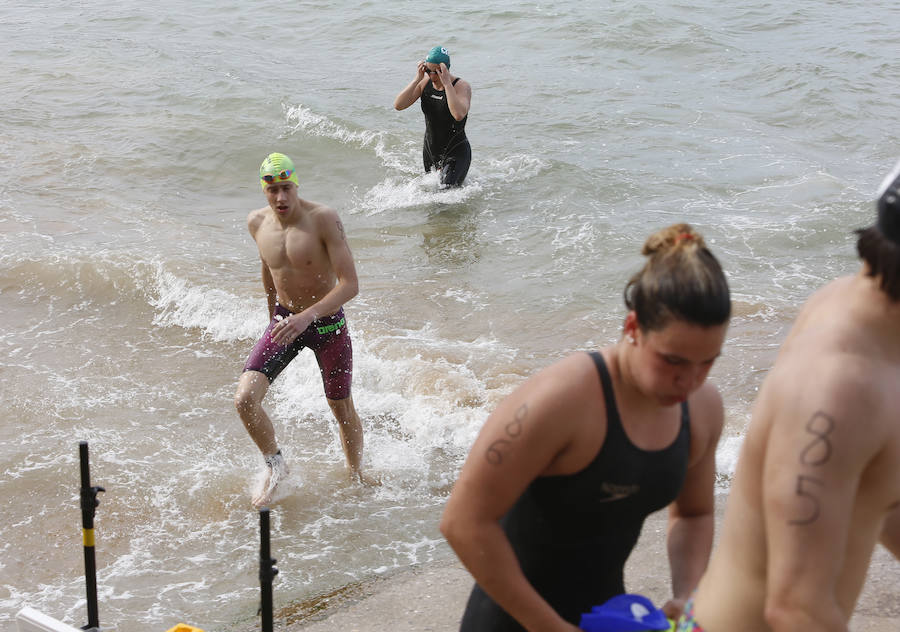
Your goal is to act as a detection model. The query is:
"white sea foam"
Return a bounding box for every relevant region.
[352,152,546,217]
[716,434,747,486]
[284,104,384,150]
[357,173,476,215]
[149,265,264,342]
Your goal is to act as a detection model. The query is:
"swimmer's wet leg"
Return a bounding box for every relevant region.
[439,141,471,187]
[234,370,279,455]
[327,395,363,471]
[235,370,289,506]
[327,395,377,485]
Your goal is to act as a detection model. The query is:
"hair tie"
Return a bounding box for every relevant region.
[675,233,694,243]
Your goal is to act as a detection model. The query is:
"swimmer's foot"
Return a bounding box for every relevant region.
[351,468,381,487]
[252,451,289,508]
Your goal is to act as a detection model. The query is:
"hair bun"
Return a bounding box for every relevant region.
[641,223,705,256]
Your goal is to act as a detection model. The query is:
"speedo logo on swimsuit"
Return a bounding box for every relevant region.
[316,317,346,335]
[596,482,640,502]
[429,94,445,100]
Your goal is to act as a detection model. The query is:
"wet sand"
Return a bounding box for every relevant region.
[278,507,899,631]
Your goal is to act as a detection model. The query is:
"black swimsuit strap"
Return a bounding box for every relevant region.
[428,76,462,92]
[588,351,620,427]
[589,350,690,442]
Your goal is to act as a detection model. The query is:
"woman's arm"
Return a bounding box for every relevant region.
[436,65,471,120]
[881,504,900,560]
[441,355,597,632]
[664,384,723,619]
[393,61,428,110]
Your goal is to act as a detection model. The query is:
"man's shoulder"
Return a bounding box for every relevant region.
[301,200,344,236]
[302,199,339,218]
[247,206,270,231]
[762,349,892,435]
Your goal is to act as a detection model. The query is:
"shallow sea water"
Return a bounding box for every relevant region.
[1,1,898,629]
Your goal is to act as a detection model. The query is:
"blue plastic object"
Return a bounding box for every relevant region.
[579,594,671,631]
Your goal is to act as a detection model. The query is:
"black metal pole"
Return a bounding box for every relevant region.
[258,508,278,632]
[79,441,104,631]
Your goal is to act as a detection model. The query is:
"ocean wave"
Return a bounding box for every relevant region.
[149,266,264,343]
[283,102,438,179]
[284,103,384,151]
[0,250,266,344]
[0,251,151,308]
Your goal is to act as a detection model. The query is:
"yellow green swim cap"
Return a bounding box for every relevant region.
[259,152,299,190]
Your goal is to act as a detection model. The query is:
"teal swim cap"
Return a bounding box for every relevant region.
[425,45,450,69]
[259,152,299,190]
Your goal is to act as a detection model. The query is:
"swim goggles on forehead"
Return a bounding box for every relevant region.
[261,169,294,184]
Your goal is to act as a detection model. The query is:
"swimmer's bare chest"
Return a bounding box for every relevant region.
[257,224,334,310]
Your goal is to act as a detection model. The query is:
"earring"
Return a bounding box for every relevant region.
[626,335,636,345]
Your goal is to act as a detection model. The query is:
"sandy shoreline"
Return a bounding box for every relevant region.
[273,508,899,631]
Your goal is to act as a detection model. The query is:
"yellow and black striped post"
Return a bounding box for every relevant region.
[79,441,104,631]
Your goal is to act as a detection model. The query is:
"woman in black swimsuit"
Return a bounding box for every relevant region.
[442,223,732,631]
[393,45,472,187]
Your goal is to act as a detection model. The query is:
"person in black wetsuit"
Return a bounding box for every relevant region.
[393,45,471,187]
[440,223,732,631]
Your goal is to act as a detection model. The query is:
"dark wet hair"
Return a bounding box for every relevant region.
[624,223,731,331]
[856,162,900,301]
[855,225,900,301]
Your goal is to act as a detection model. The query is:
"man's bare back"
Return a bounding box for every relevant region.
[693,272,900,631]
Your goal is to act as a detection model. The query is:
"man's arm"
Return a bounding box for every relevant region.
[310,210,359,317]
[663,384,722,619]
[248,209,277,318]
[261,259,276,319]
[761,371,883,632]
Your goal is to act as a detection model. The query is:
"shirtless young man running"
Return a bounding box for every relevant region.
[234,152,366,508]
[684,164,900,632]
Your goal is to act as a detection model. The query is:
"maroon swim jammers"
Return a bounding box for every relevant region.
[242,304,353,400]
